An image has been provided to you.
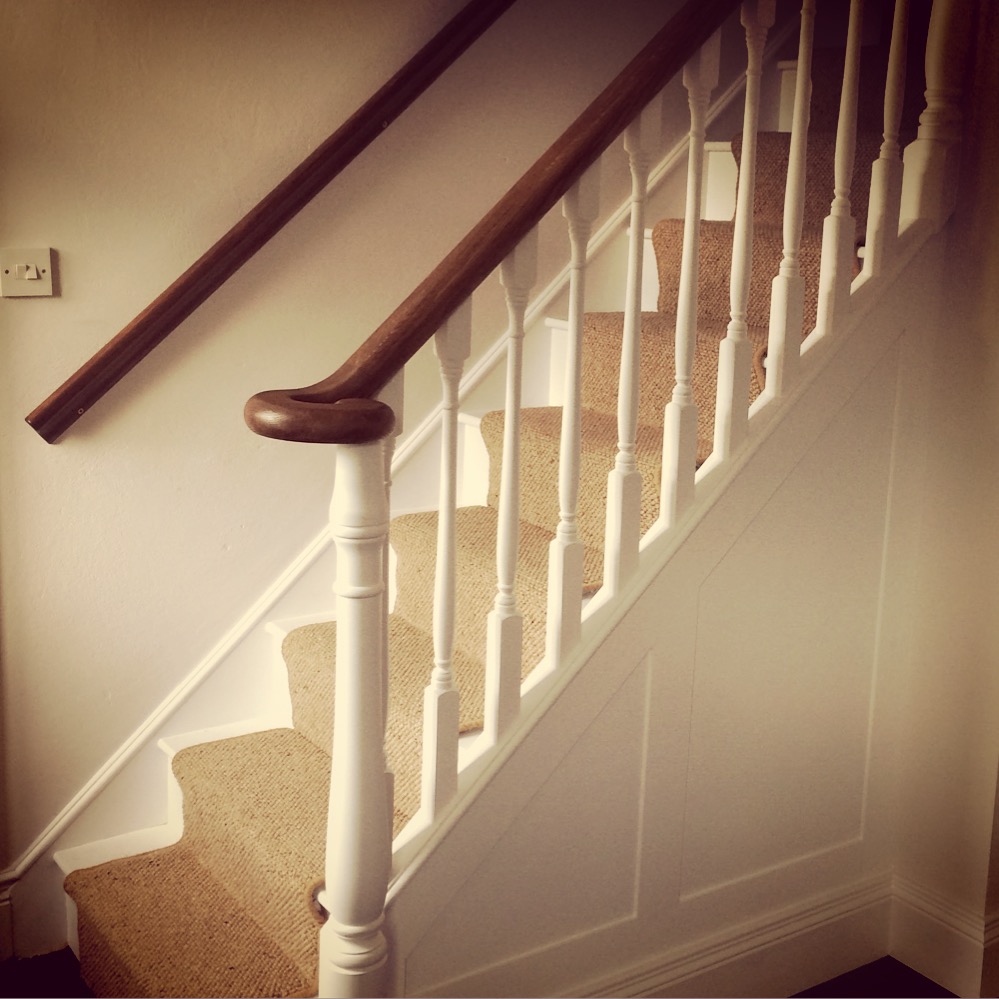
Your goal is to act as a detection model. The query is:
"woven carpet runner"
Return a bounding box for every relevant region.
[64,34,912,998]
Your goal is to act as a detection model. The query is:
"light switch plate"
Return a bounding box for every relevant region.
[1,248,54,297]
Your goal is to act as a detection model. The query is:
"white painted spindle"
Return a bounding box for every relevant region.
[814,0,864,339]
[900,0,973,231]
[863,0,909,278]
[714,0,775,460]
[546,167,600,668]
[661,34,720,527]
[319,435,394,999]
[765,0,815,399]
[604,106,657,597]
[421,301,472,819]
[483,230,538,746]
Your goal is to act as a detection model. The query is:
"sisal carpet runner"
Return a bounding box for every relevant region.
[63,33,908,998]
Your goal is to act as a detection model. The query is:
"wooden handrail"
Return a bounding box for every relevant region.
[25,0,519,444]
[245,0,741,445]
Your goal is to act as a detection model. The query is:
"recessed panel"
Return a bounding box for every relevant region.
[406,657,651,991]
[680,367,897,898]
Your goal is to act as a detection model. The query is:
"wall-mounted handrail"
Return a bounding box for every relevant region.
[25,0,519,445]
[244,0,742,446]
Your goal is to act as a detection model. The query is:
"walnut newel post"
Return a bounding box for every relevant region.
[319,436,394,998]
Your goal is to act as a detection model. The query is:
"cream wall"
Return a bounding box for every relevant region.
[0,0,683,868]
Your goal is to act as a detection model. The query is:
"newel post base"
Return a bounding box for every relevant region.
[319,917,388,999]
[319,436,394,998]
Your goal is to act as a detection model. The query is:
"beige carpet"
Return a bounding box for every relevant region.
[63,33,906,998]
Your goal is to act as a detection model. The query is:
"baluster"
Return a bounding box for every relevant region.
[421,301,472,819]
[863,0,909,277]
[814,0,864,339]
[899,0,974,231]
[714,0,776,460]
[546,166,600,668]
[765,0,815,399]
[483,230,538,746]
[661,34,720,527]
[604,106,658,597]
[319,432,395,999]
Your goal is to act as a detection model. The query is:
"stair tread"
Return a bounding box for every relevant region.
[392,502,603,659]
[171,729,328,973]
[730,130,885,235]
[479,406,662,552]
[652,217,825,330]
[283,614,483,835]
[65,843,315,998]
[480,312,768,548]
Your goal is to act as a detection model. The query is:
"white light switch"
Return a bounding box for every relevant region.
[1,248,54,297]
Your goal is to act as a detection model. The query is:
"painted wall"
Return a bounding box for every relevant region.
[0,0,688,869]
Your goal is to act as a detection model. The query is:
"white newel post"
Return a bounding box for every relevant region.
[765,0,815,398]
[319,436,394,999]
[814,0,863,340]
[484,230,538,746]
[863,0,909,277]
[421,302,473,819]
[661,33,720,527]
[714,0,775,460]
[604,105,658,597]
[899,0,973,231]
[546,166,600,669]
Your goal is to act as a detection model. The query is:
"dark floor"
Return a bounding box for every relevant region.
[793,957,956,997]
[0,949,957,998]
[0,948,92,998]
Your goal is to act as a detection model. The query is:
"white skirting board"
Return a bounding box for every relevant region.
[403,874,991,999]
[572,874,893,999]
[0,888,13,962]
[891,876,988,998]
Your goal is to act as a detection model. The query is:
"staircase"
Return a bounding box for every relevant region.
[48,1,966,996]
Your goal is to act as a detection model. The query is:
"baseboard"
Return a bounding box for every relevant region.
[0,885,13,962]
[980,909,999,997]
[571,873,892,998]
[891,875,985,997]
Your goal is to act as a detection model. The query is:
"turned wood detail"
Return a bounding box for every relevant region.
[899,0,974,230]
[815,0,865,338]
[546,166,600,669]
[484,232,537,746]
[661,32,721,527]
[319,439,393,999]
[604,105,659,597]
[764,0,816,398]
[863,0,909,277]
[420,302,472,819]
[713,0,776,461]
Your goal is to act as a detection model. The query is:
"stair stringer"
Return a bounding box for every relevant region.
[382,231,951,999]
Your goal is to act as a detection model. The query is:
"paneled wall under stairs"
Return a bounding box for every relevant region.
[383,236,988,998]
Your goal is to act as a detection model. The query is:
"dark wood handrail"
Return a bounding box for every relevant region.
[25,0,519,444]
[245,0,741,445]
